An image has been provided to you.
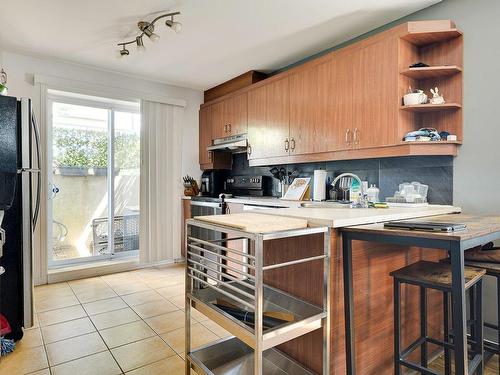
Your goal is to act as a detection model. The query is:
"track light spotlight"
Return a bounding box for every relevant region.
[118,46,130,57]
[116,11,181,56]
[166,19,182,33]
[139,22,160,42]
[136,36,146,52]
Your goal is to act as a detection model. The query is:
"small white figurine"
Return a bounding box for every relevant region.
[429,87,445,105]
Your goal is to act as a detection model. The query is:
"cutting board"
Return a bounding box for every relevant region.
[194,213,308,233]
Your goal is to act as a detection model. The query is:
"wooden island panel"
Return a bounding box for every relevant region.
[262,230,446,374]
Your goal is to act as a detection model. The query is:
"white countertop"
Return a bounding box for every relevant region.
[181,196,461,228]
[258,205,462,228]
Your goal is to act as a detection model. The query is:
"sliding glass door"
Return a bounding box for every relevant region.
[47,90,140,267]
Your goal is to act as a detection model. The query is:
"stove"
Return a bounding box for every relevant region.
[225,175,272,197]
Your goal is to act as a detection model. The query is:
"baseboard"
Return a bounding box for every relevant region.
[46,257,180,284]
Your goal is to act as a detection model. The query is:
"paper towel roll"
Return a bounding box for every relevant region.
[313,170,327,201]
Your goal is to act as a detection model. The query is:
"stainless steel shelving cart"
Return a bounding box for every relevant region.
[185,218,330,375]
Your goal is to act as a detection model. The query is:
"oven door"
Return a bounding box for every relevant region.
[189,201,223,284]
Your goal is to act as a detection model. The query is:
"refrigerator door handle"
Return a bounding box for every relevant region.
[31,114,41,229]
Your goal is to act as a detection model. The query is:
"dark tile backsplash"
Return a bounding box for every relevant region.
[230,153,453,205]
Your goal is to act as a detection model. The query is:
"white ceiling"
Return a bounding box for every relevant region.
[0,0,441,90]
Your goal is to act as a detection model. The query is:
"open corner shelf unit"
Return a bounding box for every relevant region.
[184,219,331,375]
[398,20,463,147]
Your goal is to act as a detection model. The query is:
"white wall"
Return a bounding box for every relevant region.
[0,49,202,284]
[0,49,203,179]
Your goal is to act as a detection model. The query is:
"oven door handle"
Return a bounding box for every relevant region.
[190,201,222,209]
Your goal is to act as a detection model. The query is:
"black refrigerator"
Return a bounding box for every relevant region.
[0,95,41,340]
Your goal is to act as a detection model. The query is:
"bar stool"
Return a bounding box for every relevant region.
[391,260,486,374]
[458,259,500,370]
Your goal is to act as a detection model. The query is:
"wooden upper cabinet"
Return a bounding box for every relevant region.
[199,106,213,165]
[330,51,354,151]
[200,105,232,170]
[203,21,461,167]
[210,101,226,140]
[351,38,399,149]
[225,93,248,136]
[247,78,290,160]
[289,59,332,155]
[211,93,248,140]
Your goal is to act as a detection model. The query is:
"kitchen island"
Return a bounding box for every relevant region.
[341,215,500,375]
[253,204,462,374]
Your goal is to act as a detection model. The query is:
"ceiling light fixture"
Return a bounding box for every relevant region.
[136,36,145,52]
[117,11,181,57]
[165,16,182,33]
[117,45,130,58]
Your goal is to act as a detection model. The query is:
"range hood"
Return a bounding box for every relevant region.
[207,133,248,153]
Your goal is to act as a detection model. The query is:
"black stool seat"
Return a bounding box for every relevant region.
[464,260,500,276]
[390,260,486,290]
[440,257,500,276]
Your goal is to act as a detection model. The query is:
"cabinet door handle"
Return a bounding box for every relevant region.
[285,138,290,151]
[290,138,296,151]
[228,123,231,133]
[345,129,351,145]
[353,128,359,145]
[208,151,212,161]
[224,124,227,133]
[247,144,252,155]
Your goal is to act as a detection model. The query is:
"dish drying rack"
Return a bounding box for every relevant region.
[185,218,331,375]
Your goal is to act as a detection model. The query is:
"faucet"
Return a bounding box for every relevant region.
[330,173,368,208]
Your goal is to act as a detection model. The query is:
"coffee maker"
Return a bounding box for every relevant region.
[200,170,226,197]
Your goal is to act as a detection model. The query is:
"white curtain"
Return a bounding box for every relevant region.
[140,100,184,264]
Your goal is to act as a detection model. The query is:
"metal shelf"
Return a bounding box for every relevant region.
[185,218,331,375]
[188,336,315,375]
[188,280,325,350]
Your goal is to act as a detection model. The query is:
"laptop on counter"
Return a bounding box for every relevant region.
[384,221,467,233]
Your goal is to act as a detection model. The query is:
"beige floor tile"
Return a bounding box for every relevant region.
[68,277,104,288]
[15,327,43,350]
[191,309,210,322]
[82,296,127,315]
[26,369,51,375]
[201,319,232,338]
[156,284,184,298]
[100,320,155,348]
[155,264,185,274]
[167,294,185,309]
[111,281,151,296]
[161,323,218,354]
[142,277,176,289]
[46,332,107,366]
[111,336,175,372]
[35,282,71,292]
[132,299,178,319]
[37,305,87,326]
[74,287,117,303]
[145,310,186,334]
[126,354,184,374]
[90,307,140,330]
[121,290,163,306]
[35,293,80,313]
[0,345,48,374]
[51,351,122,375]
[34,284,74,300]
[41,317,95,344]
[101,273,132,283]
